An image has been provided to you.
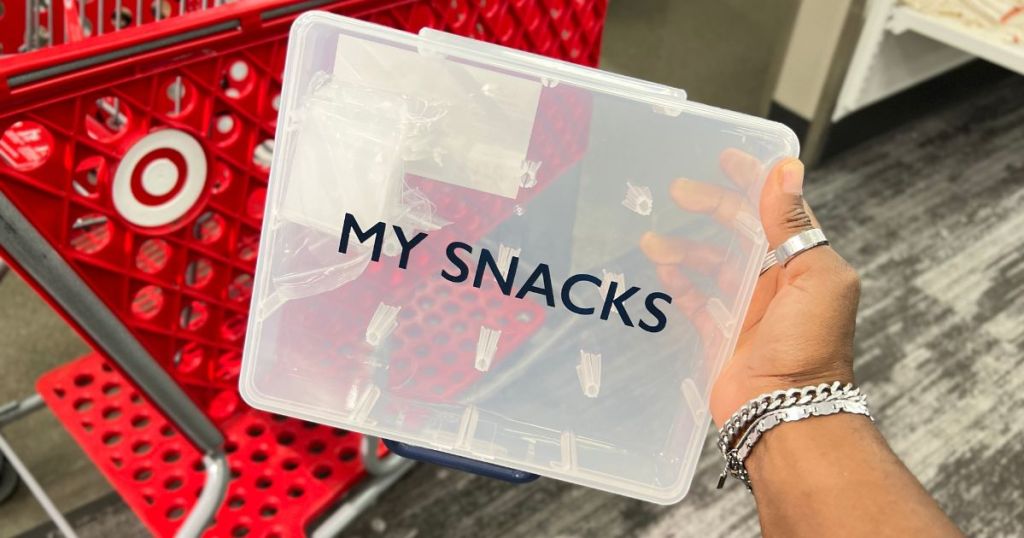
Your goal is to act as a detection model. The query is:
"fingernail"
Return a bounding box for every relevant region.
[781,160,804,194]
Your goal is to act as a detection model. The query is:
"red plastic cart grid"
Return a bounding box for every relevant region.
[0,0,608,535]
[0,0,608,403]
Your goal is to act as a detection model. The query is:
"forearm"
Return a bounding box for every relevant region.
[745,413,963,538]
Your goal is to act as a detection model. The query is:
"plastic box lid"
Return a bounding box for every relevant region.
[240,12,798,504]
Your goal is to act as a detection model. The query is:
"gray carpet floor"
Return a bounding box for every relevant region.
[335,75,1024,538]
[10,58,1024,538]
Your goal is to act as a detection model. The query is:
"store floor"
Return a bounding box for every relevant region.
[0,265,132,537]
[4,3,1024,538]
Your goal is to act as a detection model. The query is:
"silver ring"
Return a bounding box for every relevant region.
[774,228,829,267]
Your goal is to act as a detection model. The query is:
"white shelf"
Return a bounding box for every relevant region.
[889,6,1024,76]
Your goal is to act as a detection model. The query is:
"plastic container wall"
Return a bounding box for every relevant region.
[240,12,798,503]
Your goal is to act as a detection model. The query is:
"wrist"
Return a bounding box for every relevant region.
[733,394,965,538]
[744,411,877,484]
[715,379,869,491]
[751,364,856,397]
[713,367,855,428]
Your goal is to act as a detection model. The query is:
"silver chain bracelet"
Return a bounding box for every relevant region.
[716,381,872,491]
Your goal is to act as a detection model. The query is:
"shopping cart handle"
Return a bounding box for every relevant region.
[382,439,538,483]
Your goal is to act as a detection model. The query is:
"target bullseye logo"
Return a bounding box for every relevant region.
[113,129,207,229]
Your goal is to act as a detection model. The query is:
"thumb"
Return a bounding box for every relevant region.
[760,159,848,280]
[761,158,816,247]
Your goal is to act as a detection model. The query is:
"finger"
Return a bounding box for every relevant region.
[761,158,815,247]
[668,178,754,228]
[760,159,848,282]
[655,265,705,316]
[644,232,764,327]
[760,159,826,239]
[719,148,764,191]
[715,257,745,298]
[640,231,726,272]
[742,266,777,331]
[654,265,721,348]
[803,198,820,227]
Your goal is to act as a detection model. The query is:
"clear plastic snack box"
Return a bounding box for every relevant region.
[240,12,799,504]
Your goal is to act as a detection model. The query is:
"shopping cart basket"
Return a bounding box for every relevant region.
[0,0,607,535]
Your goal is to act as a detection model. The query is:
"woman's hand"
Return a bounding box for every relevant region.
[644,154,962,537]
[709,158,860,426]
[639,153,859,426]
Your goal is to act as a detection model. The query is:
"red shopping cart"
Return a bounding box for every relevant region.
[0,0,607,535]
